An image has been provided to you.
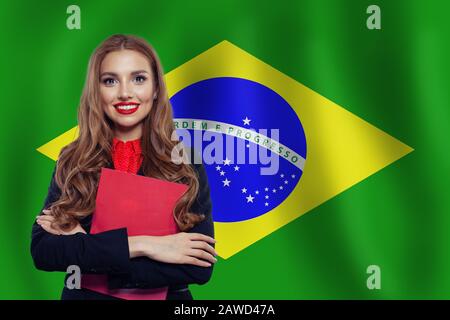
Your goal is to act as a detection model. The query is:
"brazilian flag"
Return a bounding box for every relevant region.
[1,0,449,300]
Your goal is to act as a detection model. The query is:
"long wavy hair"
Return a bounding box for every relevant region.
[49,34,204,232]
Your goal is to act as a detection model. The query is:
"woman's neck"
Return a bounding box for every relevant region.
[113,124,142,142]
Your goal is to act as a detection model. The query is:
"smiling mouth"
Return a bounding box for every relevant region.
[113,103,140,115]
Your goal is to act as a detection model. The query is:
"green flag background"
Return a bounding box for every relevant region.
[0,0,449,299]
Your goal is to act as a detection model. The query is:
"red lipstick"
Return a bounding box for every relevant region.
[113,102,140,115]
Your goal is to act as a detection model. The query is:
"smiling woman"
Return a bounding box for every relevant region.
[100,50,157,136]
[31,34,216,300]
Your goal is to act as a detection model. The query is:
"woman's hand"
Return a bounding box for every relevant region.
[36,209,87,235]
[130,233,217,267]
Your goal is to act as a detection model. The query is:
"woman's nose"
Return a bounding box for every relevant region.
[118,81,133,99]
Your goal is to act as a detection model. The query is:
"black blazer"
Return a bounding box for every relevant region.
[30,157,215,300]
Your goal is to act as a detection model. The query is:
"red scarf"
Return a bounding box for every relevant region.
[112,137,143,174]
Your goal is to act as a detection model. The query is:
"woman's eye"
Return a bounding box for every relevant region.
[134,75,147,83]
[102,78,117,86]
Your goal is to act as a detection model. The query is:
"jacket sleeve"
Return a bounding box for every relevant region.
[107,161,215,289]
[30,163,132,274]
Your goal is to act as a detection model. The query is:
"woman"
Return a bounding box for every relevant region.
[31,34,217,300]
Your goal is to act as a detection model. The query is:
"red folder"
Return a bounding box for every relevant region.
[81,167,188,300]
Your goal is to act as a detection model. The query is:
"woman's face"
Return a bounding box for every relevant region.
[100,49,156,136]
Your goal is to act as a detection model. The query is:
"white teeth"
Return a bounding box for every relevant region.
[116,105,139,110]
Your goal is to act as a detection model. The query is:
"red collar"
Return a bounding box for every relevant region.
[112,137,142,154]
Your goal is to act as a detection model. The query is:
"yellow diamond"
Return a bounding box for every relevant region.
[37,41,413,260]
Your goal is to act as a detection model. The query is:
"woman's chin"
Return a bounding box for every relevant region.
[112,117,143,129]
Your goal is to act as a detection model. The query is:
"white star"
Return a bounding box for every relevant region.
[284,180,288,184]
[220,171,225,176]
[246,194,255,203]
[222,178,231,187]
[255,190,259,195]
[215,165,221,171]
[265,202,269,206]
[265,195,269,199]
[291,174,296,178]
[280,174,284,178]
[264,187,269,192]
[246,144,250,148]
[223,158,231,166]
[241,188,247,193]
[234,165,240,171]
[279,186,284,190]
[243,117,251,126]
[272,189,277,193]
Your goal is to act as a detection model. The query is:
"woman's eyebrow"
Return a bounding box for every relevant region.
[131,70,149,75]
[100,70,149,77]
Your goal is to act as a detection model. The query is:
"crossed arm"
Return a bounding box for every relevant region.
[31,162,217,289]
